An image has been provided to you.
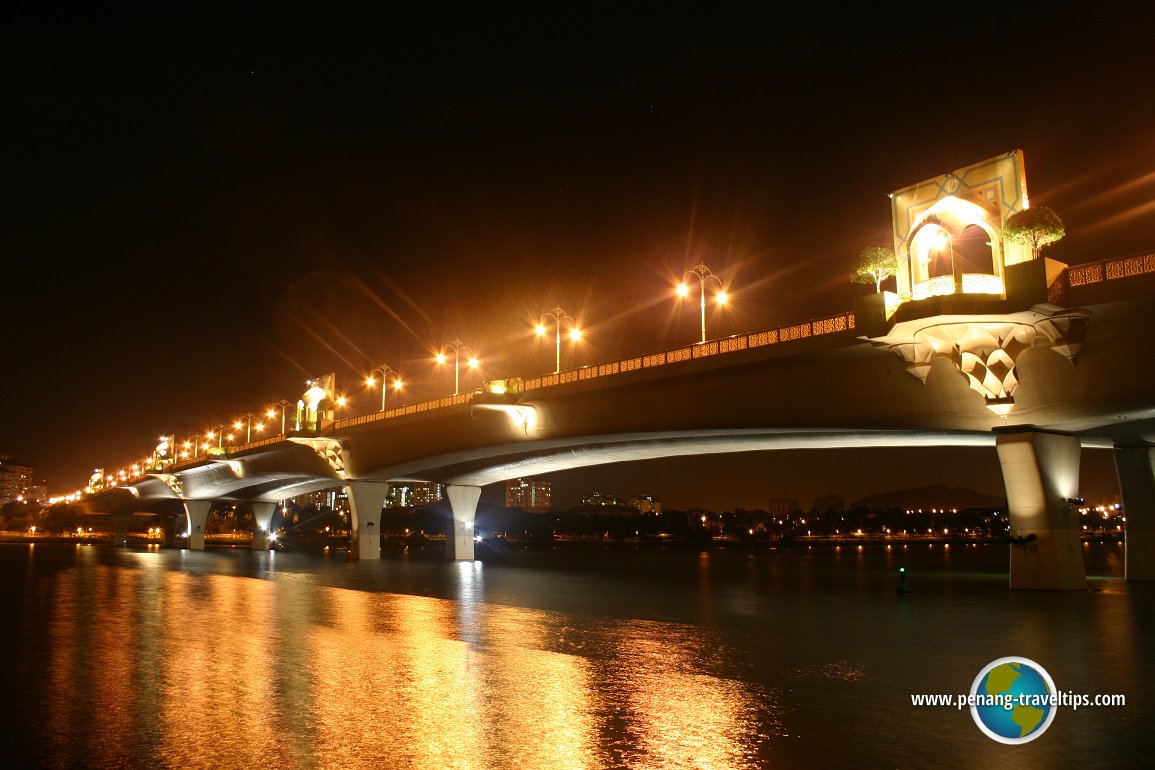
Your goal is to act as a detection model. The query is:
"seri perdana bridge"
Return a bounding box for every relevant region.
[80,151,1155,590]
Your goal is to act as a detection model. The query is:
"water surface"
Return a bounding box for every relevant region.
[0,541,1148,768]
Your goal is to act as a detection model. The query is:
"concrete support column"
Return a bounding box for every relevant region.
[162,515,178,547]
[346,481,389,561]
[445,485,480,561]
[183,500,213,551]
[251,502,277,551]
[996,429,1086,590]
[1114,445,1155,581]
[110,512,132,547]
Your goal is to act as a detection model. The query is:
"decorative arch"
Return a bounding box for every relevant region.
[890,151,1030,307]
[903,196,1004,300]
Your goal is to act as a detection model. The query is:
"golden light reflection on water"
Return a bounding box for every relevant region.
[155,573,287,768]
[602,622,778,769]
[43,555,80,762]
[28,551,781,769]
[304,584,600,769]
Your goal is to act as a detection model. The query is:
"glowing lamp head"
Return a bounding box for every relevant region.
[365,375,377,387]
[337,396,347,407]
[676,283,690,297]
[436,353,447,365]
[569,328,582,341]
[266,409,276,418]
[716,290,728,305]
[535,323,547,336]
[233,421,243,430]
[392,378,403,390]
[467,357,479,369]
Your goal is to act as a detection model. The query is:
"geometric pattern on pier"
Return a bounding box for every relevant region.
[155,473,183,497]
[872,308,1091,414]
[287,437,348,480]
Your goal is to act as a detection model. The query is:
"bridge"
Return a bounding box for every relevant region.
[77,153,1155,590]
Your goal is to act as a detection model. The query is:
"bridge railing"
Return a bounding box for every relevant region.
[334,393,471,430]
[521,311,856,392]
[1048,252,1155,304]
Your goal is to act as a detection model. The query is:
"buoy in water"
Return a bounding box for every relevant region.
[896,566,912,594]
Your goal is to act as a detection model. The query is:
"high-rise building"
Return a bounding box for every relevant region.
[0,453,33,503]
[506,478,552,512]
[813,493,845,513]
[387,482,444,508]
[767,497,799,517]
[581,491,618,507]
[26,480,49,503]
[292,487,350,516]
[624,494,662,514]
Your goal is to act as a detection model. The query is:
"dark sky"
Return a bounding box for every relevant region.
[5,5,1155,509]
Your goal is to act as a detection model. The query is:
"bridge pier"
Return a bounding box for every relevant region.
[183,500,212,551]
[109,512,132,547]
[251,502,277,550]
[1114,445,1155,581]
[346,481,388,560]
[161,515,179,547]
[996,429,1086,590]
[445,485,480,561]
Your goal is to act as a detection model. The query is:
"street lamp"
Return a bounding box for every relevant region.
[676,262,728,344]
[205,425,227,450]
[180,436,199,459]
[267,399,293,435]
[366,363,403,411]
[436,338,478,395]
[234,413,264,444]
[535,305,581,374]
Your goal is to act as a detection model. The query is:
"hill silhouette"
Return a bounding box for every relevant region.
[850,485,1005,512]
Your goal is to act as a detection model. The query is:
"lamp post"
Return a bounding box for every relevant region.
[677,262,728,344]
[234,413,263,444]
[267,399,293,435]
[436,338,478,396]
[536,305,581,374]
[205,425,226,450]
[366,363,403,411]
[181,436,200,459]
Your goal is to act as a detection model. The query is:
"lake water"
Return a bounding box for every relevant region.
[0,540,1149,769]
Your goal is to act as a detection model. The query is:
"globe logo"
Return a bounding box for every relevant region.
[970,656,1057,744]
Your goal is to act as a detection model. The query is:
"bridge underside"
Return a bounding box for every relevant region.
[426,429,1000,488]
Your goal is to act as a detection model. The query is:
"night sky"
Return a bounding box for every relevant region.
[5,6,1155,509]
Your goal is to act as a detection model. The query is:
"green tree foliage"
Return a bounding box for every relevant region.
[39,502,81,534]
[851,246,898,292]
[1003,206,1065,257]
